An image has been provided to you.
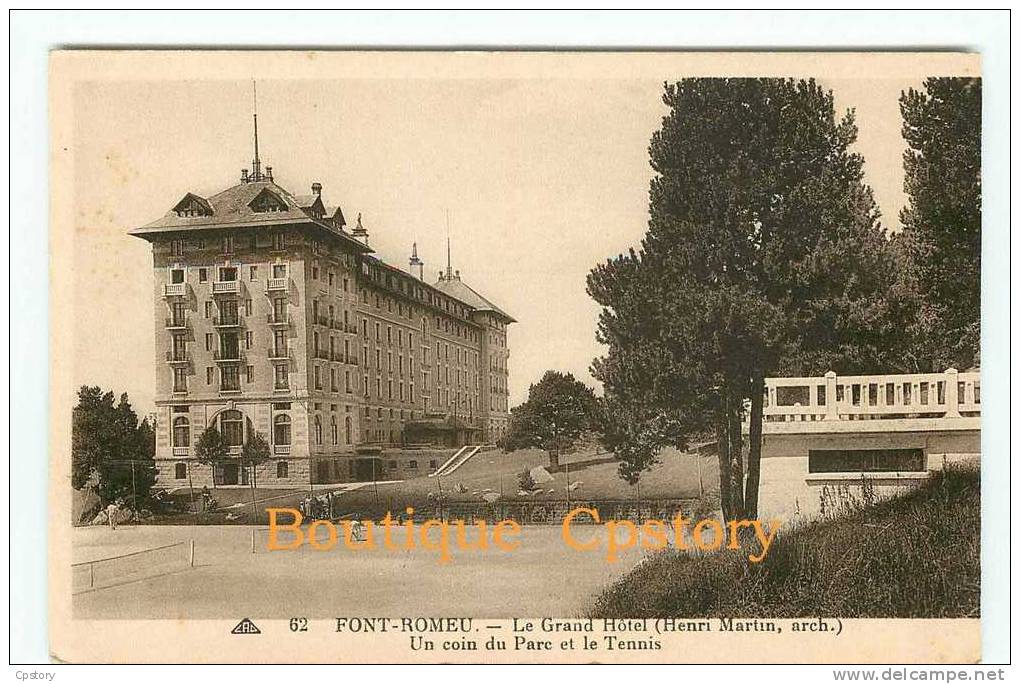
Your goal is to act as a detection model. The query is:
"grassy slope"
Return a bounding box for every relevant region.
[589,467,980,619]
[332,446,719,517]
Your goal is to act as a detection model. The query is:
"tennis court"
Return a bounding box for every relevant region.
[71,522,652,619]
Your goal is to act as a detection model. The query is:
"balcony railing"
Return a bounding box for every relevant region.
[212,350,244,363]
[213,315,244,328]
[268,347,291,361]
[212,280,240,295]
[165,350,191,364]
[164,317,188,330]
[219,384,242,394]
[172,446,190,457]
[163,283,186,297]
[266,313,291,326]
[266,277,288,292]
[273,444,291,454]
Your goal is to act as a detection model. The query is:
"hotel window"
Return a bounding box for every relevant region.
[249,266,257,281]
[246,365,254,383]
[330,368,338,393]
[331,416,338,445]
[274,365,289,390]
[387,326,392,344]
[272,298,287,323]
[328,271,335,288]
[314,365,322,390]
[375,349,381,369]
[388,380,393,400]
[219,409,244,446]
[376,377,382,398]
[277,461,289,479]
[273,414,292,446]
[170,239,185,257]
[204,301,212,318]
[170,267,185,284]
[206,367,214,385]
[172,416,190,447]
[272,232,285,251]
[272,329,286,355]
[272,263,287,279]
[345,371,351,394]
[345,417,352,444]
[375,322,381,341]
[173,367,187,393]
[388,352,393,372]
[221,365,240,392]
[410,384,415,403]
[363,375,369,398]
[218,266,237,282]
[312,265,319,280]
[174,463,188,480]
[314,416,322,445]
[245,331,253,349]
[399,382,404,402]
[198,268,208,283]
[222,236,234,255]
[343,277,349,292]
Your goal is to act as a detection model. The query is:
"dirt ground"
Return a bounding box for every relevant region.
[72,522,658,620]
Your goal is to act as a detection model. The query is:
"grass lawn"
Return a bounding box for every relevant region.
[588,466,980,619]
[326,446,719,519]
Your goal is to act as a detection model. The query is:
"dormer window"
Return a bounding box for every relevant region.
[249,188,288,214]
[172,193,213,218]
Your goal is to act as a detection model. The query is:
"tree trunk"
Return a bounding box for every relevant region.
[724,389,745,520]
[744,371,764,520]
[714,421,734,522]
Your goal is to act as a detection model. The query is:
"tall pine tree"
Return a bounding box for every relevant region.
[898,77,982,371]
[588,78,906,520]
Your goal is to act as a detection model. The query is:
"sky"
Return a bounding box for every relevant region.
[69,69,924,416]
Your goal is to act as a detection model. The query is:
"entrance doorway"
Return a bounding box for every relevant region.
[221,462,239,485]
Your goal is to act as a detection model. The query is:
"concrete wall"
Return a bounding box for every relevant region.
[756,430,980,523]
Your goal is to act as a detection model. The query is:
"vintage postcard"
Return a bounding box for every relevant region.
[49,50,983,663]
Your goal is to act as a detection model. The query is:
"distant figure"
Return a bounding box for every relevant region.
[105,501,120,531]
[201,487,211,512]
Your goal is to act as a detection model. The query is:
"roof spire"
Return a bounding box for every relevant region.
[251,80,262,182]
[445,208,454,279]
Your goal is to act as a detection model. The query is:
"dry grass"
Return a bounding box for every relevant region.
[588,466,980,619]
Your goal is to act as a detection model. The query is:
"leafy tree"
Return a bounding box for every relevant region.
[588,78,905,521]
[898,77,982,371]
[502,370,597,470]
[241,431,271,520]
[194,426,228,488]
[241,431,271,488]
[71,386,157,507]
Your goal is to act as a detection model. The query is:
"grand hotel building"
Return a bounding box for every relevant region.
[130,156,513,488]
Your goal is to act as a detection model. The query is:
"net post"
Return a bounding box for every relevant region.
[89,562,95,588]
[189,539,195,567]
[251,528,256,554]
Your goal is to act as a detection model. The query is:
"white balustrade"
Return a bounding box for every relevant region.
[754,368,980,425]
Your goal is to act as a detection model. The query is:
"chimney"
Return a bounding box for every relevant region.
[265,166,273,182]
[409,242,424,280]
[311,182,322,196]
[241,168,249,183]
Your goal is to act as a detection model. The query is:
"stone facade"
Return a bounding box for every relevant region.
[133,162,514,489]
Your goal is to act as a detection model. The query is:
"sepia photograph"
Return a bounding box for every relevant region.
[28,34,1003,668]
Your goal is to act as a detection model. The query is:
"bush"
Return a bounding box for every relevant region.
[589,466,980,618]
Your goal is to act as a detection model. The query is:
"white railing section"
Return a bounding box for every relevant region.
[754,368,980,423]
